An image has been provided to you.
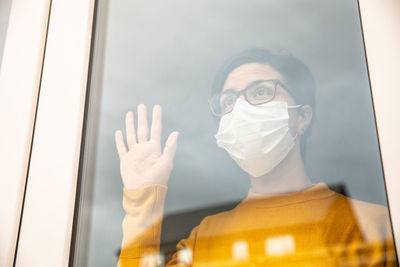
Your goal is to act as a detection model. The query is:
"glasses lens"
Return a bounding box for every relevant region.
[210,92,237,116]
[219,93,236,115]
[245,81,276,104]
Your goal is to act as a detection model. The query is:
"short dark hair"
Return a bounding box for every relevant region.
[211,48,316,157]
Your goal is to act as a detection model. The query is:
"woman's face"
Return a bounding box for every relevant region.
[222,62,303,137]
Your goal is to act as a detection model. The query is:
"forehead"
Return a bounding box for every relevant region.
[222,63,285,92]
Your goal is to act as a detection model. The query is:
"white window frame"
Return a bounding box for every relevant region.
[0,0,51,266]
[8,0,400,266]
[358,1,400,255]
[10,0,96,266]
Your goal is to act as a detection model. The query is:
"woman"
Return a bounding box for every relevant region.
[115,49,396,266]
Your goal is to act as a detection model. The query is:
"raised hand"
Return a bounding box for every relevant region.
[115,104,179,190]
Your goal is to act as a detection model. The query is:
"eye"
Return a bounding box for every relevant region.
[255,87,267,96]
[250,86,274,100]
[220,94,236,111]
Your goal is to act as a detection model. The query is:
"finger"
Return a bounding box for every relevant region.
[150,105,162,143]
[125,111,137,149]
[115,130,127,157]
[137,104,149,143]
[163,131,179,159]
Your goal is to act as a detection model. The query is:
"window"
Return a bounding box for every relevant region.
[8,0,398,266]
[65,1,400,266]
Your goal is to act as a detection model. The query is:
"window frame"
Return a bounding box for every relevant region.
[11,0,96,266]
[358,1,400,256]
[11,0,400,266]
[0,0,52,266]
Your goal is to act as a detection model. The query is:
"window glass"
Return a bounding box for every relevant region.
[0,0,12,65]
[72,0,398,266]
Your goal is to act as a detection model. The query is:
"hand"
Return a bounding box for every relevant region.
[115,104,179,190]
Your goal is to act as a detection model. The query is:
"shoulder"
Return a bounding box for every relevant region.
[194,207,240,236]
[348,197,388,218]
[346,196,392,242]
[198,208,235,226]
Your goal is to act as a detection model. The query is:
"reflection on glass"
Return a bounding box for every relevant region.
[265,235,296,256]
[73,0,398,267]
[115,50,397,266]
[139,253,163,267]
[232,240,249,260]
[177,248,192,265]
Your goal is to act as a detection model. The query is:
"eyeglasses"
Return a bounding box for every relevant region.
[209,79,286,116]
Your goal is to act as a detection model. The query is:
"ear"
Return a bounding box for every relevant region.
[297,105,313,135]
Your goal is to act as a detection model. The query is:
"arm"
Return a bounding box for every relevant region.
[117,185,167,267]
[117,185,198,267]
[115,105,180,266]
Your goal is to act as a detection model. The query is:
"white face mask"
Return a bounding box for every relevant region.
[215,98,301,177]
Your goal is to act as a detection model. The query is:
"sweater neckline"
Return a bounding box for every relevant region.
[237,183,336,208]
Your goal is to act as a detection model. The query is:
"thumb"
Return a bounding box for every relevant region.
[163,131,179,159]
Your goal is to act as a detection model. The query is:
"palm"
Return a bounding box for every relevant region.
[115,105,179,190]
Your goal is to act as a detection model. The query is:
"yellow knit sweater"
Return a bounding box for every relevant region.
[117,183,396,266]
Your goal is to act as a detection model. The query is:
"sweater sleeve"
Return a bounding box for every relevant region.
[116,184,201,267]
[117,184,168,267]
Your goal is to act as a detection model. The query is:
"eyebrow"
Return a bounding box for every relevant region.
[222,79,275,94]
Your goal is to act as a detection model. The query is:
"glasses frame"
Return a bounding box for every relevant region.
[209,79,289,117]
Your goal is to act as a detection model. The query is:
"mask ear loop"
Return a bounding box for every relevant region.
[288,104,303,109]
